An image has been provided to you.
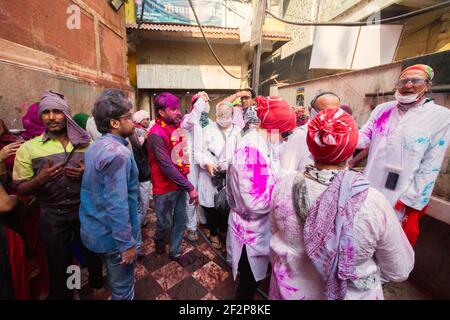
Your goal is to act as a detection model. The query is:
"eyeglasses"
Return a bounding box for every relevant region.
[396,78,428,87]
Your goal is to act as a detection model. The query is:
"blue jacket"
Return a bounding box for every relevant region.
[80,134,140,253]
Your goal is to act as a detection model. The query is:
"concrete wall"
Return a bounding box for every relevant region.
[278,62,404,126]
[136,39,249,90]
[136,39,246,68]
[411,214,450,299]
[0,0,132,128]
[395,9,450,61]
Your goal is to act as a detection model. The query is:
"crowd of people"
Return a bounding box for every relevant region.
[0,64,449,300]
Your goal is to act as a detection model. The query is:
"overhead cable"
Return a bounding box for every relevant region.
[188,0,248,80]
[266,1,450,26]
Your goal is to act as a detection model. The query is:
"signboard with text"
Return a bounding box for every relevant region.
[135,0,223,26]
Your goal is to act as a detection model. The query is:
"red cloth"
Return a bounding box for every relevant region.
[307,108,358,164]
[5,227,29,300]
[395,200,427,247]
[21,206,49,299]
[255,96,296,133]
[148,121,190,195]
[0,135,19,180]
[148,123,180,195]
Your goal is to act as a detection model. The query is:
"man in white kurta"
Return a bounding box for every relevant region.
[194,102,241,249]
[226,96,296,300]
[269,170,415,300]
[358,65,450,231]
[181,92,211,240]
[270,108,414,300]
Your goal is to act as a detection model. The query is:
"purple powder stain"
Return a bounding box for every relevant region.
[243,146,269,200]
[235,221,256,245]
[274,260,300,294]
[374,108,393,135]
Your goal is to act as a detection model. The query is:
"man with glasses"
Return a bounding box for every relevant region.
[79,93,140,300]
[358,64,450,246]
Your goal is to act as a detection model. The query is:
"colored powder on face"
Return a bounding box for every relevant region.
[374,108,393,134]
[438,139,445,146]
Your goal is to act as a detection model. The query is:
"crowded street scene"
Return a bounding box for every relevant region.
[0,0,450,304]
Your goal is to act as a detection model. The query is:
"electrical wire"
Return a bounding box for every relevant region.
[223,0,246,20]
[128,0,147,43]
[188,0,248,80]
[266,1,450,26]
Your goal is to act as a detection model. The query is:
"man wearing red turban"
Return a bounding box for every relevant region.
[307,108,358,164]
[226,95,296,300]
[255,96,296,136]
[269,107,414,301]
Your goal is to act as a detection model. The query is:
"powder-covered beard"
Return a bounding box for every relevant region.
[164,116,180,126]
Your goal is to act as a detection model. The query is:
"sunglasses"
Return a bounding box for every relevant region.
[396,78,428,87]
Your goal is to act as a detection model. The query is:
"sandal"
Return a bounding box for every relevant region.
[209,235,223,250]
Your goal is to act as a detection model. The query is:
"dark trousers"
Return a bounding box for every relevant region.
[201,206,224,237]
[236,245,259,300]
[40,209,103,300]
[154,190,187,257]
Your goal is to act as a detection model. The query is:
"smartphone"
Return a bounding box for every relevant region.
[385,172,400,190]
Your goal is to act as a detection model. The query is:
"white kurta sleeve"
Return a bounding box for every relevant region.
[181,108,202,132]
[399,121,450,210]
[193,125,215,169]
[373,191,415,282]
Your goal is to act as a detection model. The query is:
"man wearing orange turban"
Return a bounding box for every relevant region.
[358,64,450,246]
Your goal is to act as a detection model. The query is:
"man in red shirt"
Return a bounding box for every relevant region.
[148,92,199,266]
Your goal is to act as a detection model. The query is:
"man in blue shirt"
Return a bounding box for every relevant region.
[79,93,140,300]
